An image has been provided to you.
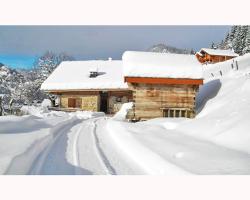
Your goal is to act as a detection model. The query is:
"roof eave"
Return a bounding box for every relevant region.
[124,77,204,85]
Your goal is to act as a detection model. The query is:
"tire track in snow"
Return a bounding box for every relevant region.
[92,118,116,175]
[26,117,90,175]
[72,123,84,166]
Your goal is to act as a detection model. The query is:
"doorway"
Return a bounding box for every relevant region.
[100,92,108,113]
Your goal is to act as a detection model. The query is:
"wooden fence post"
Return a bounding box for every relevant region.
[0,96,3,116]
[236,61,239,70]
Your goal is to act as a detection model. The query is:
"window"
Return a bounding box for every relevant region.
[68,98,82,108]
[163,108,193,118]
[181,110,185,117]
[176,110,180,117]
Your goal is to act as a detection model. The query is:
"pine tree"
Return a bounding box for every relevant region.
[211,42,217,49]
[229,26,238,42]
[243,26,250,54]
[239,26,248,53]
[217,25,250,55]
[233,26,243,54]
[218,40,224,49]
[222,32,230,49]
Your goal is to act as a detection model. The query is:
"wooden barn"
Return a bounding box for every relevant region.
[196,48,238,64]
[41,60,132,114]
[122,51,203,121]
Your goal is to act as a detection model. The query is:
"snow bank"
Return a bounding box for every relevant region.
[70,111,105,120]
[21,105,74,118]
[20,106,49,117]
[0,115,57,174]
[122,51,203,79]
[105,120,190,175]
[20,105,105,120]
[41,99,52,108]
[112,102,133,121]
[204,53,250,79]
[176,74,250,154]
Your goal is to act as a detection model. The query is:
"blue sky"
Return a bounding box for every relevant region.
[0,26,230,69]
[0,55,37,69]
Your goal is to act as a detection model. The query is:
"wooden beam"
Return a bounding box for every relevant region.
[43,88,131,93]
[124,77,203,85]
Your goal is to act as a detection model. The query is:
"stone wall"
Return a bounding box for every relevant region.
[81,95,99,111]
[59,93,99,111]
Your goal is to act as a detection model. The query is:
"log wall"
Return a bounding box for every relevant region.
[196,53,236,64]
[128,83,199,120]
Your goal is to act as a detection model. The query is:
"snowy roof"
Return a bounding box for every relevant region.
[200,48,239,57]
[41,60,128,91]
[196,52,203,56]
[122,51,203,79]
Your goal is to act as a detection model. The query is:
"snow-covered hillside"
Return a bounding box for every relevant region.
[1,54,250,175]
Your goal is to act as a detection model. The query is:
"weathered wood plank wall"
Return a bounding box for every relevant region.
[128,83,199,120]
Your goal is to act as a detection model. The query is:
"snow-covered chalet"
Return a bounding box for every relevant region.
[123,51,203,120]
[196,48,238,64]
[41,60,132,114]
[41,51,204,120]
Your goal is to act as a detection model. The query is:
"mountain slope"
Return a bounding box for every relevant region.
[148,43,194,54]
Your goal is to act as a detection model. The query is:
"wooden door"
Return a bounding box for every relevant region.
[68,98,76,108]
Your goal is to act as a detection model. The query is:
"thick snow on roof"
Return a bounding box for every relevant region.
[200,48,239,57]
[122,51,203,79]
[41,60,128,91]
[196,52,202,56]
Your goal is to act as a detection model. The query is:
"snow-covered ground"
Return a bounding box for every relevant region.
[1,54,250,175]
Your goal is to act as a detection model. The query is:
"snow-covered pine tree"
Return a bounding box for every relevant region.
[217,40,224,49]
[229,26,238,42]
[239,26,248,54]
[23,51,75,104]
[210,42,216,49]
[233,26,243,54]
[221,32,230,49]
[210,25,250,55]
[243,26,250,54]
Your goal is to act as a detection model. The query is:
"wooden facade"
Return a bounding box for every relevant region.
[125,77,203,120]
[50,90,132,114]
[196,50,237,64]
